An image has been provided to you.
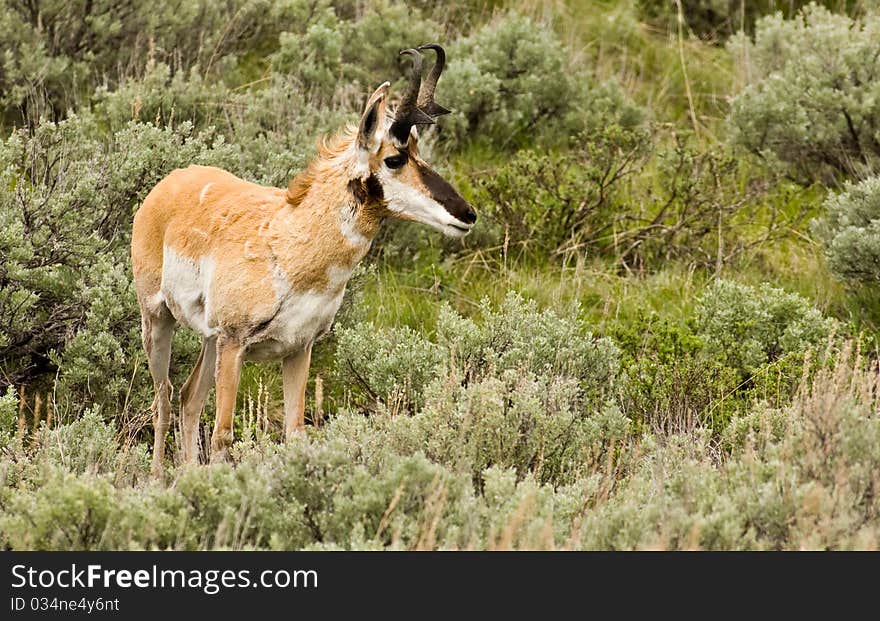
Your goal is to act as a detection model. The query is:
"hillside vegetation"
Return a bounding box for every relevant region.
[1,0,880,549]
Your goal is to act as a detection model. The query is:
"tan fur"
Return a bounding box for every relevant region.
[133,125,387,472]
[134,160,379,326]
[132,81,473,473]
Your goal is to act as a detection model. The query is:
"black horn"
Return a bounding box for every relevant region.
[417,44,451,117]
[389,48,435,145]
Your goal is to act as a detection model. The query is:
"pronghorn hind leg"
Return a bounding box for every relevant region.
[142,303,176,478]
[282,343,312,441]
[210,335,244,463]
[179,336,217,465]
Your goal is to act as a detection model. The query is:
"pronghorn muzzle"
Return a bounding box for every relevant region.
[417,163,477,230]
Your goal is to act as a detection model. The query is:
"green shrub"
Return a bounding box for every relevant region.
[440,12,643,150]
[728,5,880,181]
[613,314,740,433]
[1,347,877,550]
[0,0,307,125]
[471,125,649,258]
[579,348,880,550]
[413,374,629,486]
[638,0,869,40]
[0,115,237,410]
[271,2,441,105]
[0,387,18,450]
[813,176,880,285]
[335,291,620,414]
[334,323,444,412]
[1,471,123,550]
[269,440,477,549]
[694,280,834,377]
[472,131,799,270]
[624,137,806,270]
[35,409,149,485]
[436,293,619,396]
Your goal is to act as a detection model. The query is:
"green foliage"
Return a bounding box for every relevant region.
[0,387,18,450]
[623,136,804,270]
[436,293,619,394]
[471,125,649,258]
[334,323,444,412]
[35,409,149,484]
[471,129,799,270]
[0,114,236,408]
[335,292,620,414]
[2,347,878,550]
[441,12,644,150]
[728,4,880,181]
[813,176,880,285]
[694,280,834,377]
[0,0,307,125]
[613,313,740,433]
[579,350,880,549]
[271,2,441,105]
[637,0,870,40]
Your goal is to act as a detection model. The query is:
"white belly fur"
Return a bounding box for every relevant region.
[247,287,345,360]
[160,245,349,360]
[247,263,350,360]
[160,246,216,336]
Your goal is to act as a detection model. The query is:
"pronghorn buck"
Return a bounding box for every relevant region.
[132,45,476,475]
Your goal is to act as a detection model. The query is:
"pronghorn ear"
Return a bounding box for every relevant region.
[357,82,390,154]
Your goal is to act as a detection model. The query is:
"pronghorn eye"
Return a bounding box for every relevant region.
[383,154,408,170]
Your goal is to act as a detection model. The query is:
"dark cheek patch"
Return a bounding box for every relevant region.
[348,175,385,206]
[366,174,384,203]
[348,178,368,205]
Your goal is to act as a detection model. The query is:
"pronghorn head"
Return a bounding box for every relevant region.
[352,44,477,238]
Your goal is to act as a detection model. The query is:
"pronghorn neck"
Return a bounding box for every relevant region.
[286,127,385,247]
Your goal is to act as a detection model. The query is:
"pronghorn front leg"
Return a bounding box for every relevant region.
[282,343,312,440]
[211,335,244,463]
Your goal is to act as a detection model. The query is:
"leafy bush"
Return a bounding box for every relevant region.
[334,323,444,412]
[471,125,649,258]
[638,0,867,40]
[728,5,880,181]
[332,368,629,488]
[440,12,643,150]
[35,409,149,485]
[579,346,880,550]
[436,293,619,395]
[613,314,740,434]
[813,176,880,285]
[0,0,307,125]
[335,292,620,413]
[0,387,18,450]
[3,346,877,550]
[473,130,800,269]
[271,2,441,105]
[694,280,834,377]
[620,136,808,271]
[0,115,237,411]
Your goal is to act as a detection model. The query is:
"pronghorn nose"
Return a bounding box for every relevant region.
[462,204,477,224]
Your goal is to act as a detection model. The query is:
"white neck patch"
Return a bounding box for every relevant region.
[338,203,370,248]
